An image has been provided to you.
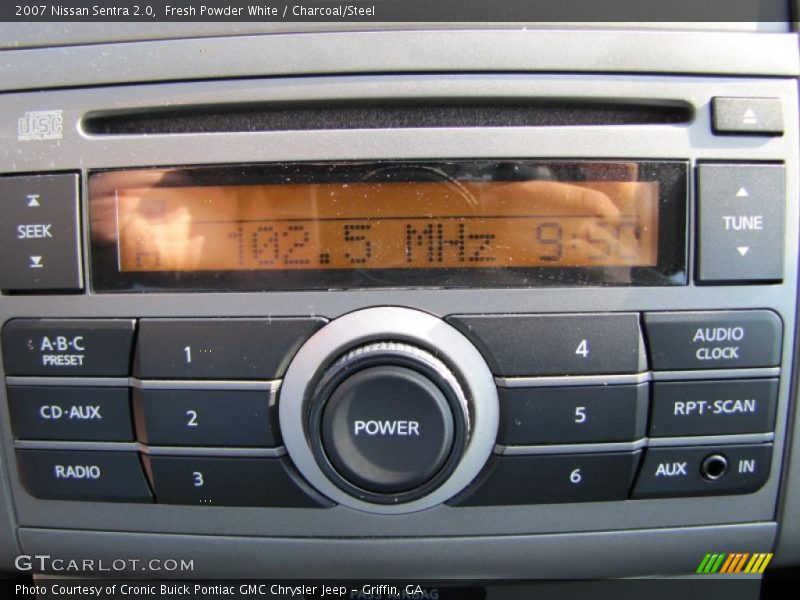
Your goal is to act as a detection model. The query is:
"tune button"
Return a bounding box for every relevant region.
[309,342,469,504]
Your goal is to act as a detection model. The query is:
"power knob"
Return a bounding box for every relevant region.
[308,342,470,504]
[279,307,498,514]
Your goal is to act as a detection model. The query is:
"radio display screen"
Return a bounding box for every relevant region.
[89,161,687,291]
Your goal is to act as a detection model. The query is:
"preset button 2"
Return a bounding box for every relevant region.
[133,388,279,447]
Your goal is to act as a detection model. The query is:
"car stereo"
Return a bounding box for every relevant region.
[0,29,797,578]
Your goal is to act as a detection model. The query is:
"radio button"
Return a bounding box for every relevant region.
[643,311,781,370]
[498,384,647,445]
[134,318,325,379]
[146,456,332,507]
[447,313,643,376]
[711,98,784,136]
[133,389,278,447]
[2,319,136,377]
[450,452,641,506]
[697,163,785,282]
[8,386,133,442]
[631,444,771,498]
[650,379,778,437]
[0,174,82,292]
[16,450,153,503]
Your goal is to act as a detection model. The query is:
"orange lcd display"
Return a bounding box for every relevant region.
[92,174,659,273]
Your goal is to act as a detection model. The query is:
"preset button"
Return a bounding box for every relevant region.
[451,452,641,506]
[448,313,643,376]
[498,384,648,445]
[146,456,331,507]
[133,388,278,447]
[135,318,325,379]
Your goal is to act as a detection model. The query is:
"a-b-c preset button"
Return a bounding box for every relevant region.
[319,365,455,496]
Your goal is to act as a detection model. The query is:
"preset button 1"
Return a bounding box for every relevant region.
[643,311,781,370]
[135,318,325,379]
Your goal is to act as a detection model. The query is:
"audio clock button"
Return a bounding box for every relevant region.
[320,365,454,495]
[643,311,782,370]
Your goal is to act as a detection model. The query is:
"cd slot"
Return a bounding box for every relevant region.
[82,100,692,135]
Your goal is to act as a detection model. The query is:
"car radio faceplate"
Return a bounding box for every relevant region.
[0,53,797,577]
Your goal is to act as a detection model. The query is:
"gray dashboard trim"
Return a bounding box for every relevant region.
[0,23,788,51]
[0,30,797,93]
[18,522,777,578]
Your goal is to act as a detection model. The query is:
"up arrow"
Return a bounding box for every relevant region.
[737,246,750,257]
[26,195,40,207]
[736,187,749,198]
